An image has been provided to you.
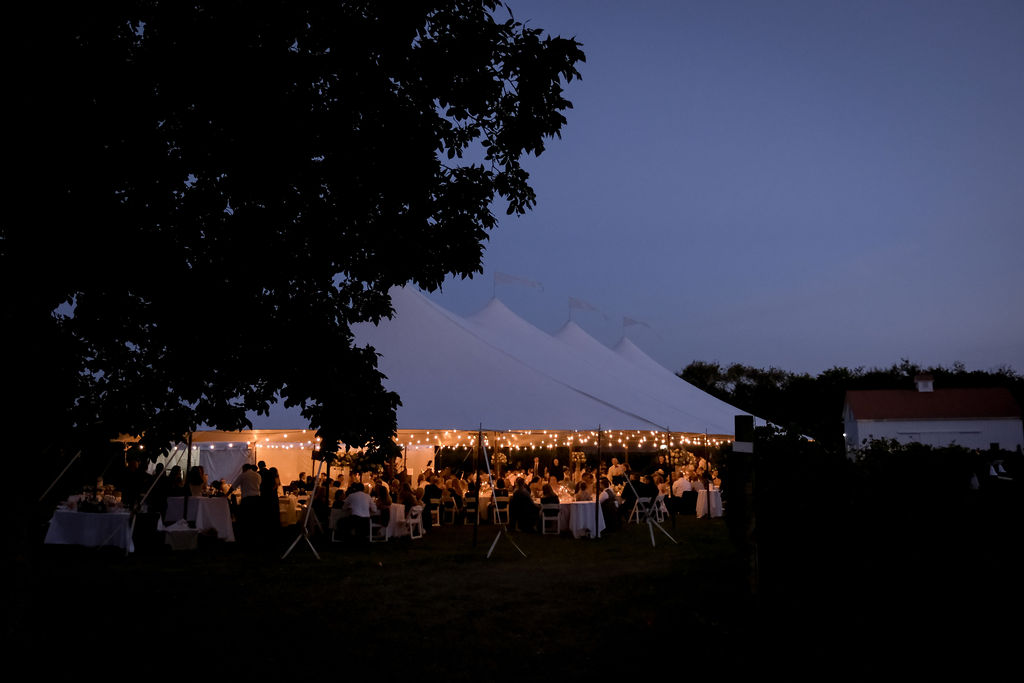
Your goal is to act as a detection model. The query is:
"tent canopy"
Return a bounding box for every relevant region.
[345,286,749,435]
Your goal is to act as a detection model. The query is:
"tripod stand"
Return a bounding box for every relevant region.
[479,434,526,559]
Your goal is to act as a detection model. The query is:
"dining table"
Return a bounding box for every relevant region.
[165,496,235,541]
[44,507,135,552]
[696,488,723,519]
[559,500,605,538]
[386,503,408,538]
[279,494,303,526]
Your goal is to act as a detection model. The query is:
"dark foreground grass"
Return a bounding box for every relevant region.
[16,496,1022,680]
[18,517,756,679]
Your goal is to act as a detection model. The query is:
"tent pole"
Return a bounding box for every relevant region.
[667,427,676,531]
[473,428,480,547]
[184,431,193,521]
[595,426,601,539]
[39,450,81,503]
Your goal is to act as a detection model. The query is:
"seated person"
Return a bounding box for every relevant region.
[288,472,307,493]
[598,476,621,532]
[574,481,592,502]
[487,478,509,522]
[423,475,444,526]
[439,486,456,522]
[508,477,537,533]
[397,482,418,509]
[339,482,378,541]
[597,476,616,507]
[446,479,464,510]
[539,483,559,506]
[372,483,392,526]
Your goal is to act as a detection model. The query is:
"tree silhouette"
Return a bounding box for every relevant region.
[4,1,584,456]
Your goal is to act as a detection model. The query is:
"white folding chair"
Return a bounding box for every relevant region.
[428,498,441,527]
[540,503,560,535]
[369,515,389,543]
[653,494,668,523]
[406,505,425,539]
[628,497,652,524]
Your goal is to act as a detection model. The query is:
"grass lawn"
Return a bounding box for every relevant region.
[15,490,1021,679]
[18,516,756,678]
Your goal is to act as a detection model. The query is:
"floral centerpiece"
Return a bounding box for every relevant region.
[570,451,586,465]
[77,479,121,513]
[668,448,691,466]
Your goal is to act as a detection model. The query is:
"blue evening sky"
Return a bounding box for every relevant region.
[422,0,1024,376]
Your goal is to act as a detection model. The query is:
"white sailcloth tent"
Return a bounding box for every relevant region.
[350,286,665,431]
[196,285,750,482]
[348,285,749,436]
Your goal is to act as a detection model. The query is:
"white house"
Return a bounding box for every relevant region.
[844,374,1023,454]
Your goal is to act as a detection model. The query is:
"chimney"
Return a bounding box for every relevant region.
[914,373,934,392]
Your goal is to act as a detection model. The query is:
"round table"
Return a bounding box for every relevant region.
[695,489,723,518]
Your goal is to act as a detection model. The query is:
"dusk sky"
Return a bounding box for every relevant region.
[422,0,1024,377]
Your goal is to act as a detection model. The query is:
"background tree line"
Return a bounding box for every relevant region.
[680,359,1024,452]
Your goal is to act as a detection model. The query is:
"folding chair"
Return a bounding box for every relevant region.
[462,496,478,524]
[540,503,560,535]
[441,499,457,525]
[428,498,441,527]
[329,509,345,542]
[493,495,510,524]
[653,494,668,523]
[369,515,389,543]
[628,497,652,524]
[406,505,425,539]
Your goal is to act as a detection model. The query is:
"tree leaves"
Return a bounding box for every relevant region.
[4,1,584,457]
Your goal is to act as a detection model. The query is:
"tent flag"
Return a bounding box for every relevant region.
[623,315,661,340]
[568,296,608,321]
[494,271,544,294]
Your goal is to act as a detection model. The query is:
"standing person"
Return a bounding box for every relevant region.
[608,457,626,486]
[260,465,280,539]
[230,463,262,543]
[551,458,564,480]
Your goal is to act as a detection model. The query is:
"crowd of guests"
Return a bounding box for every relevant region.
[103,450,721,548]
[270,453,722,541]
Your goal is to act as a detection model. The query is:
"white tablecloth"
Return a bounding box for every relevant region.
[387,503,408,538]
[696,489,723,518]
[329,504,406,539]
[280,495,302,526]
[44,509,134,552]
[563,501,605,538]
[165,497,235,541]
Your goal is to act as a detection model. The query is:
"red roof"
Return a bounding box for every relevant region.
[845,388,1021,421]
